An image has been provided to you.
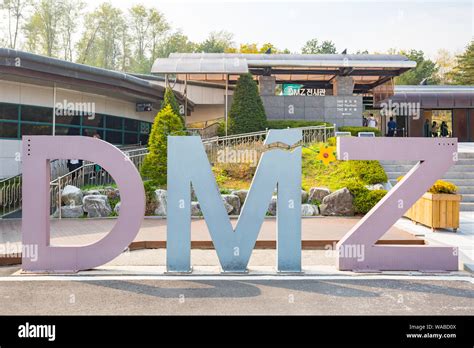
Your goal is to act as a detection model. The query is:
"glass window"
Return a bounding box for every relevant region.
[55,126,81,136]
[139,133,149,145]
[0,104,19,121]
[21,123,52,136]
[21,105,53,123]
[124,118,139,132]
[430,110,453,137]
[54,110,81,126]
[124,132,138,144]
[140,122,151,134]
[82,113,104,128]
[0,122,18,138]
[105,130,122,144]
[106,115,123,130]
[83,128,103,139]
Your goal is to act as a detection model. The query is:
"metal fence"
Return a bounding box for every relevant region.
[50,147,148,217]
[203,125,335,164]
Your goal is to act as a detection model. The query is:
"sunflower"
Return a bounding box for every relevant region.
[316,145,337,165]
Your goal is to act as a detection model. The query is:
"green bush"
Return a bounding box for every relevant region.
[143,181,158,216]
[161,87,183,124]
[346,182,387,213]
[338,126,381,136]
[266,120,330,129]
[229,73,267,134]
[141,105,185,186]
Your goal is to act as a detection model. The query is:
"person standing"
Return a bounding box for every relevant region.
[431,121,439,137]
[387,117,397,137]
[367,114,378,129]
[423,119,431,137]
[440,121,449,137]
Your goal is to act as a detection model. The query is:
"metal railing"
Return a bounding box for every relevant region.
[202,125,335,164]
[50,147,148,217]
[0,175,22,217]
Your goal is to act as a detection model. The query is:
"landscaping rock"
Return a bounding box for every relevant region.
[154,189,167,216]
[301,190,309,204]
[231,189,248,205]
[222,194,241,215]
[320,188,354,216]
[114,202,121,215]
[83,195,112,218]
[191,202,201,216]
[53,205,84,218]
[83,190,101,196]
[61,185,83,206]
[308,187,331,203]
[267,196,277,216]
[382,182,393,191]
[365,183,385,191]
[301,204,319,216]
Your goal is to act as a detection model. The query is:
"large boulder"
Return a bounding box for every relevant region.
[83,194,112,218]
[301,190,309,204]
[308,187,331,203]
[301,204,319,216]
[53,205,84,218]
[222,194,241,215]
[154,189,167,216]
[231,189,248,206]
[191,202,202,216]
[267,196,277,216]
[61,185,83,206]
[114,202,121,215]
[320,188,354,216]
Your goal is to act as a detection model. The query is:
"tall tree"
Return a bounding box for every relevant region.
[129,5,169,73]
[76,3,126,70]
[1,0,31,49]
[395,49,439,85]
[229,73,267,134]
[450,41,474,85]
[59,0,84,61]
[434,48,456,84]
[196,30,234,53]
[301,38,337,54]
[23,0,65,56]
[155,31,195,58]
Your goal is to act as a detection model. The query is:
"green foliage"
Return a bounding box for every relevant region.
[143,180,158,215]
[228,73,267,134]
[141,105,185,186]
[338,126,381,136]
[301,38,337,54]
[450,40,474,85]
[327,137,336,146]
[161,87,183,124]
[266,120,330,129]
[395,49,439,85]
[347,183,387,214]
[196,30,234,53]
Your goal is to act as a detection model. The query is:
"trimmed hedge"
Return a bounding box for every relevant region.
[267,120,331,129]
[338,126,381,136]
[346,182,387,214]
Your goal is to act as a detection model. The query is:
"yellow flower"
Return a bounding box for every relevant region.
[316,145,337,165]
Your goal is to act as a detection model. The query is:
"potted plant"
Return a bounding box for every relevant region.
[399,177,461,232]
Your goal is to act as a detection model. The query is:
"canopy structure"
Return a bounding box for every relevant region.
[151,53,416,93]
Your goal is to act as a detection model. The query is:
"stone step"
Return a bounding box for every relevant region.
[461,194,474,203]
[460,202,474,211]
[382,164,474,173]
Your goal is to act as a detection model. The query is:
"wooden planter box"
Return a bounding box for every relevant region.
[404,193,461,231]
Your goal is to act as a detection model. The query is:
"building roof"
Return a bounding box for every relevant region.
[151,52,416,93]
[0,49,192,109]
[380,85,474,108]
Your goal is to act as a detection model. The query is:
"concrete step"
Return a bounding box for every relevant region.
[461,194,474,203]
[460,202,474,211]
[457,186,474,194]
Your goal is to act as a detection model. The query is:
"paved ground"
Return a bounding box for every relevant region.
[0,274,471,315]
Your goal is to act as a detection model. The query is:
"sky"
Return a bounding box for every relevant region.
[83,0,473,58]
